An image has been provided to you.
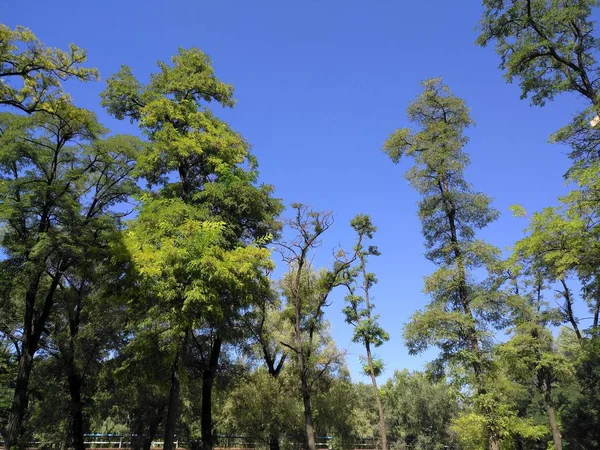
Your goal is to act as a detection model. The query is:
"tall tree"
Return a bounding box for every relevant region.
[49,213,137,450]
[101,48,281,450]
[496,259,573,450]
[0,24,98,114]
[342,215,389,450]
[0,107,140,450]
[383,78,507,450]
[278,204,370,450]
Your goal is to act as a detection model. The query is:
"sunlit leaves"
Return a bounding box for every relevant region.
[0,24,98,113]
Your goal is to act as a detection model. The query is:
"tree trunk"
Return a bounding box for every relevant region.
[488,435,500,450]
[4,347,34,450]
[300,376,317,450]
[201,337,222,450]
[269,433,280,450]
[144,417,161,450]
[66,294,86,450]
[4,269,64,450]
[295,314,317,450]
[131,415,144,450]
[542,381,562,450]
[560,279,582,340]
[365,343,387,450]
[200,372,213,450]
[67,367,85,450]
[142,436,153,450]
[163,347,182,450]
[292,257,317,450]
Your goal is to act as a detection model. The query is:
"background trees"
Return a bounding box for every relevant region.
[3,1,600,447]
[342,216,389,450]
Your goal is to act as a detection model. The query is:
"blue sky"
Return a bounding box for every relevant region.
[2,0,587,382]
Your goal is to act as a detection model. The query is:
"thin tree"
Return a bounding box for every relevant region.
[278,204,368,450]
[342,215,389,450]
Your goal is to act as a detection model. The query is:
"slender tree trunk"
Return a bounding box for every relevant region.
[4,282,39,450]
[488,435,500,450]
[443,190,499,450]
[365,343,387,450]
[295,314,317,450]
[560,279,582,340]
[163,342,184,450]
[67,367,85,450]
[295,314,316,450]
[201,337,222,450]
[292,256,317,450]
[4,346,33,450]
[200,370,213,450]
[4,269,64,450]
[132,415,144,450]
[542,380,562,450]
[142,436,153,450]
[66,292,86,450]
[144,417,161,450]
[593,297,599,331]
[269,433,280,450]
[300,375,317,450]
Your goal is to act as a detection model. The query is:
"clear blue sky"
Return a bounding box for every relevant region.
[3,0,585,382]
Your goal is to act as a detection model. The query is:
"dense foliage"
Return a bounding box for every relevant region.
[2,4,600,449]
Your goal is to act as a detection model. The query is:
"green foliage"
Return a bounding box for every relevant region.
[382,370,458,450]
[0,339,14,433]
[0,24,98,113]
[26,358,71,445]
[384,78,502,369]
[343,215,389,364]
[508,205,527,218]
[221,368,303,444]
[561,336,600,448]
[384,79,522,449]
[101,48,281,242]
[514,165,600,336]
[313,371,374,450]
[3,17,600,450]
[478,0,600,168]
[478,0,599,107]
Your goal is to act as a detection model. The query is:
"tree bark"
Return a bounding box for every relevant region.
[292,255,317,450]
[144,417,161,450]
[65,289,86,450]
[163,338,185,450]
[268,433,280,450]
[67,367,85,450]
[201,337,222,450]
[365,343,387,450]
[4,269,64,450]
[593,297,599,331]
[542,380,562,450]
[560,279,582,340]
[488,435,500,450]
[4,346,34,450]
[131,415,144,450]
[300,375,317,450]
